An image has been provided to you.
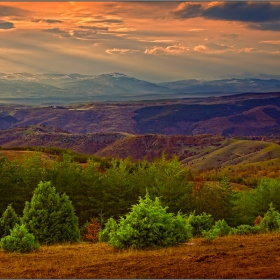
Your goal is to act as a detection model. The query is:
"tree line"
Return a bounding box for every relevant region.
[1,152,280,230]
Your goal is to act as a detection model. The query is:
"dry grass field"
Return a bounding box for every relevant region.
[0,150,55,162]
[1,233,280,278]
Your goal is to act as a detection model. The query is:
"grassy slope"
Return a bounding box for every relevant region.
[0,150,55,162]
[0,233,280,278]
[2,137,280,182]
[182,139,280,171]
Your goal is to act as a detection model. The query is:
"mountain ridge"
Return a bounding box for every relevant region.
[1,72,280,104]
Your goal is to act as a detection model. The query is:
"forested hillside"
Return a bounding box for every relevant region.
[1,151,279,229]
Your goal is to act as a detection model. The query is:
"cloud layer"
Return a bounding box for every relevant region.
[0,2,279,82]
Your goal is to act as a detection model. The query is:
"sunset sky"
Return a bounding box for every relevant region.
[0,1,280,82]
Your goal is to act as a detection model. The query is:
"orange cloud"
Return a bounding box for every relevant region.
[145,43,190,55]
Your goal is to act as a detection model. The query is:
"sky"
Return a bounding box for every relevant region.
[0,1,280,82]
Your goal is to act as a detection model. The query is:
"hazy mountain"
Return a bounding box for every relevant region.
[0,73,172,104]
[158,78,280,94]
[0,73,280,104]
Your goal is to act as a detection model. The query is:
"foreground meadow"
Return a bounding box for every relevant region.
[1,233,280,279]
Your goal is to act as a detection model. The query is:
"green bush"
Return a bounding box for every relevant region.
[202,228,220,242]
[186,212,213,237]
[0,204,20,239]
[230,225,251,235]
[213,219,232,236]
[0,224,40,253]
[260,203,280,232]
[202,219,231,242]
[22,181,80,245]
[230,224,262,235]
[99,193,192,249]
[250,225,262,234]
[99,218,118,243]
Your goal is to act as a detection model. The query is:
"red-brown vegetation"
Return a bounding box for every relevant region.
[85,218,101,243]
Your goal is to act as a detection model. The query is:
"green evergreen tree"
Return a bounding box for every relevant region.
[260,202,280,232]
[0,224,40,253]
[0,204,20,238]
[100,192,192,249]
[22,181,80,245]
[186,211,213,237]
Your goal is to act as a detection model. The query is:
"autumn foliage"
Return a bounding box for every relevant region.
[85,218,101,243]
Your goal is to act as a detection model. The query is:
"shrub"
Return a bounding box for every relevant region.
[213,219,231,236]
[202,228,220,242]
[230,225,251,235]
[0,224,39,253]
[230,224,262,235]
[186,212,213,237]
[0,204,20,239]
[99,218,118,243]
[260,203,280,232]
[99,193,192,249]
[22,181,80,245]
[250,225,262,234]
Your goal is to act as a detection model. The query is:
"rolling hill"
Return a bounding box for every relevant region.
[2,126,280,177]
[1,92,280,136]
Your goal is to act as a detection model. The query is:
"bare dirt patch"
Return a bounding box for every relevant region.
[0,233,280,278]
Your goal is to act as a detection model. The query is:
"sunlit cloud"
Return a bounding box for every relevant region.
[194,45,207,52]
[259,40,280,44]
[0,2,279,81]
[188,28,205,32]
[105,48,138,54]
[32,19,63,24]
[238,47,258,53]
[145,43,190,55]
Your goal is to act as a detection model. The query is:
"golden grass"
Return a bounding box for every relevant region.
[1,233,280,278]
[0,150,54,162]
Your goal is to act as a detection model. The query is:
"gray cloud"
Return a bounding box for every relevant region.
[72,30,98,38]
[203,2,280,23]
[42,28,71,38]
[173,2,280,23]
[87,19,123,24]
[78,25,108,31]
[247,22,280,31]
[0,5,28,17]
[32,19,63,24]
[0,21,14,29]
[220,33,239,39]
[172,3,202,19]
[205,42,231,50]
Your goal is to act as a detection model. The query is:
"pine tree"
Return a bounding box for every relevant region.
[0,224,39,253]
[0,204,20,238]
[22,181,80,245]
[100,192,192,249]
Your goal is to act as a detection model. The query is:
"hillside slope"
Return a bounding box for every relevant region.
[2,92,280,136]
[2,126,280,174]
[181,139,280,171]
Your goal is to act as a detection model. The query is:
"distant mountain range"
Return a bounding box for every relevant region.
[1,72,280,104]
